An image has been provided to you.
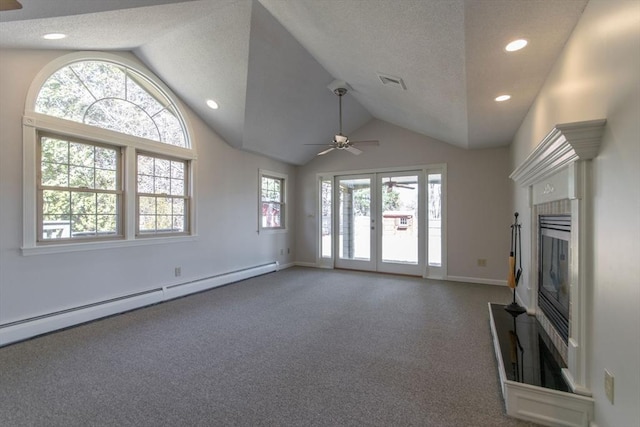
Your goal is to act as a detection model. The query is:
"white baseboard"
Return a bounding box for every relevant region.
[0,262,278,347]
[446,275,507,286]
[276,262,296,270]
[294,261,317,268]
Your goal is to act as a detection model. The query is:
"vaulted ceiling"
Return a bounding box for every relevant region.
[0,0,588,165]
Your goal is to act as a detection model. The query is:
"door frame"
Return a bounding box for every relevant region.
[333,173,377,271]
[316,164,447,279]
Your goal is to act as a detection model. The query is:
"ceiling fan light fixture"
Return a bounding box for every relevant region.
[335,134,348,144]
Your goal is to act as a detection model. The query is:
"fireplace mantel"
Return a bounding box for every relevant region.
[510,119,606,188]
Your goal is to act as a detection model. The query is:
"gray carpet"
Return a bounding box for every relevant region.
[0,267,538,426]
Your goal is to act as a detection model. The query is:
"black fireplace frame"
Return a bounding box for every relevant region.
[538,214,571,343]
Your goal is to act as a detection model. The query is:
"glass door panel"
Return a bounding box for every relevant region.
[427,173,442,267]
[320,178,332,259]
[378,173,422,275]
[335,175,376,271]
[380,175,418,264]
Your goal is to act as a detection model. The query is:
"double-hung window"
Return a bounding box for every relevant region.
[260,170,286,231]
[23,52,195,253]
[137,153,188,235]
[39,134,122,241]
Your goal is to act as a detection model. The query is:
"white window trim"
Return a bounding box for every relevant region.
[22,52,197,255]
[258,169,287,234]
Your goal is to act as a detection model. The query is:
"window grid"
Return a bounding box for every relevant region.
[261,175,285,229]
[25,54,195,250]
[38,134,122,242]
[136,153,189,235]
[35,60,187,148]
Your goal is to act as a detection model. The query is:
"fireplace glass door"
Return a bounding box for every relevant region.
[538,215,571,342]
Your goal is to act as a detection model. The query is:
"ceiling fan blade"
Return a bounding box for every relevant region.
[396,184,415,189]
[318,147,336,156]
[305,143,335,146]
[345,146,362,155]
[0,0,22,11]
[350,140,379,146]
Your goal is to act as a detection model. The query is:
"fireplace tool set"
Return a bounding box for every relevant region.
[506,212,526,315]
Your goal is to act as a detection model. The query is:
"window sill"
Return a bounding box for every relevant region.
[259,228,288,235]
[21,234,197,256]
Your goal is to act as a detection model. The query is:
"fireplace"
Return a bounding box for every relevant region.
[510,118,606,398]
[538,215,571,343]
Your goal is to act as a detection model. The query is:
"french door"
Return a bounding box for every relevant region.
[331,171,423,275]
[320,167,445,278]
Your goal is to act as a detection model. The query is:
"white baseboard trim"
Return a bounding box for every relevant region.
[294,261,317,268]
[276,262,296,270]
[446,275,507,286]
[0,262,278,347]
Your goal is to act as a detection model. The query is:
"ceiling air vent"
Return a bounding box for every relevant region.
[378,73,406,90]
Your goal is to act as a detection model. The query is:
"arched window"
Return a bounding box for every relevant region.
[35,60,187,147]
[22,53,195,254]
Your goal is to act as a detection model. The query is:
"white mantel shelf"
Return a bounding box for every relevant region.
[510,119,606,188]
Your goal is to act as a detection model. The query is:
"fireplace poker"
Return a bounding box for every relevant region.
[508,215,516,289]
[505,212,526,315]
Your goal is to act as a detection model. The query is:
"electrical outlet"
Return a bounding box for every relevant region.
[477,258,487,267]
[174,267,181,277]
[605,370,614,404]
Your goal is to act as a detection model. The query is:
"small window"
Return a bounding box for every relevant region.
[260,170,286,230]
[137,153,189,235]
[38,133,122,242]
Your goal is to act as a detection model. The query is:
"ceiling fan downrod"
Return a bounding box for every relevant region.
[334,87,347,136]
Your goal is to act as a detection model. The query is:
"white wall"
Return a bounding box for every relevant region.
[0,49,296,326]
[509,1,640,425]
[296,118,512,283]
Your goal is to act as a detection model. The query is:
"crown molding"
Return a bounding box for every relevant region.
[510,119,606,187]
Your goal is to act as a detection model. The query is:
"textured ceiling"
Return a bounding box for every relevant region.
[0,0,588,164]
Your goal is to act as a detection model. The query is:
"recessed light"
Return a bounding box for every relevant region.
[43,33,67,40]
[206,99,219,110]
[505,39,528,52]
[495,95,511,102]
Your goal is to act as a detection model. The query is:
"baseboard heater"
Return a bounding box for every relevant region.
[0,262,279,347]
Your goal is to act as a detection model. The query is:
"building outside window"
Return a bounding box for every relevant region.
[260,170,286,230]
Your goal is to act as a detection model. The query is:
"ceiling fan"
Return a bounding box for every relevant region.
[384,179,415,191]
[308,86,378,156]
[0,0,22,11]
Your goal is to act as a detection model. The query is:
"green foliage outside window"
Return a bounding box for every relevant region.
[40,136,120,240]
